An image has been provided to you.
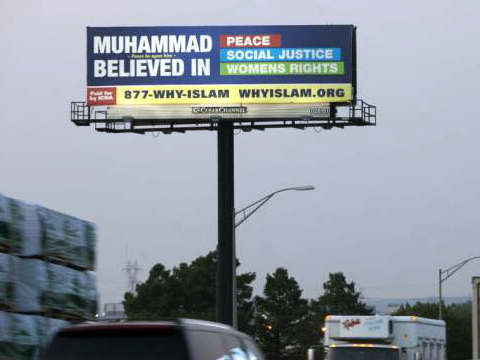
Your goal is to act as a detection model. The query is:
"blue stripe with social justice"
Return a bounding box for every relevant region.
[220,48,341,62]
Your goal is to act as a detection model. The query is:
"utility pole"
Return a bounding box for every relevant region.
[439,269,443,320]
[473,277,480,360]
[438,256,480,319]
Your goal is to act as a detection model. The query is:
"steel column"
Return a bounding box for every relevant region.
[217,120,235,327]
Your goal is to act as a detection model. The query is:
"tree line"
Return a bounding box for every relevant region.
[123,250,470,360]
[123,250,370,360]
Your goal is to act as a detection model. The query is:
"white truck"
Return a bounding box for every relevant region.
[322,315,446,360]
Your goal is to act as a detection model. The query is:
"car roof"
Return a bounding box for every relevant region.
[58,319,243,335]
[179,318,233,331]
[179,319,252,339]
[58,321,178,333]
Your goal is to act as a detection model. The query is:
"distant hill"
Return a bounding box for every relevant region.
[365,296,471,314]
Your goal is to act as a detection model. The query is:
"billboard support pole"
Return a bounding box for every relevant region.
[217,120,236,327]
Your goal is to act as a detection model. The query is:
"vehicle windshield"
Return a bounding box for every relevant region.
[41,330,188,360]
[330,347,399,360]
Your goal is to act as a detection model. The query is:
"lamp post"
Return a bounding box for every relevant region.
[235,185,315,228]
[438,256,480,319]
[229,185,315,328]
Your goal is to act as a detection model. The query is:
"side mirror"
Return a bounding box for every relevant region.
[307,348,315,360]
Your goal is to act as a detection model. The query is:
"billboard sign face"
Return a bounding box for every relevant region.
[87,25,356,106]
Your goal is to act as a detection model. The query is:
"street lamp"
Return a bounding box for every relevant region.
[438,256,480,319]
[235,185,315,228]
[230,185,315,328]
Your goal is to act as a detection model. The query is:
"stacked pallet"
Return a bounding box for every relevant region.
[0,193,98,360]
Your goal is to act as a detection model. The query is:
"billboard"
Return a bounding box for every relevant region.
[86,25,356,106]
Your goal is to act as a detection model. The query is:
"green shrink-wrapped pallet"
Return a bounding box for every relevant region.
[10,200,41,256]
[0,313,70,360]
[84,222,96,271]
[0,194,11,253]
[84,271,98,319]
[0,253,16,310]
[16,259,98,319]
[44,263,89,318]
[37,207,88,269]
[16,258,47,313]
[0,196,35,255]
[11,314,43,360]
[0,311,15,360]
[0,193,96,271]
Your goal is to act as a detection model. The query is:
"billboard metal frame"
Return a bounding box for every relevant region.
[71,100,376,134]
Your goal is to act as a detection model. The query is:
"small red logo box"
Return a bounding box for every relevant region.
[87,87,116,106]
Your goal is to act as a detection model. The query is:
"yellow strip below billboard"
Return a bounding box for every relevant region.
[115,84,351,105]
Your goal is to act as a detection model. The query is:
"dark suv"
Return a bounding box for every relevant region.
[40,319,265,360]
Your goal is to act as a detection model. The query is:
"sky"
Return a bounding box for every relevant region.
[1,0,480,307]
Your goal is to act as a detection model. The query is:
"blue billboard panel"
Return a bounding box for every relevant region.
[86,25,356,105]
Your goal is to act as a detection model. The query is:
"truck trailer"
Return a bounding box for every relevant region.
[323,315,446,360]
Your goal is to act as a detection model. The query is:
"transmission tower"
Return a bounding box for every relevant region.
[123,259,141,294]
